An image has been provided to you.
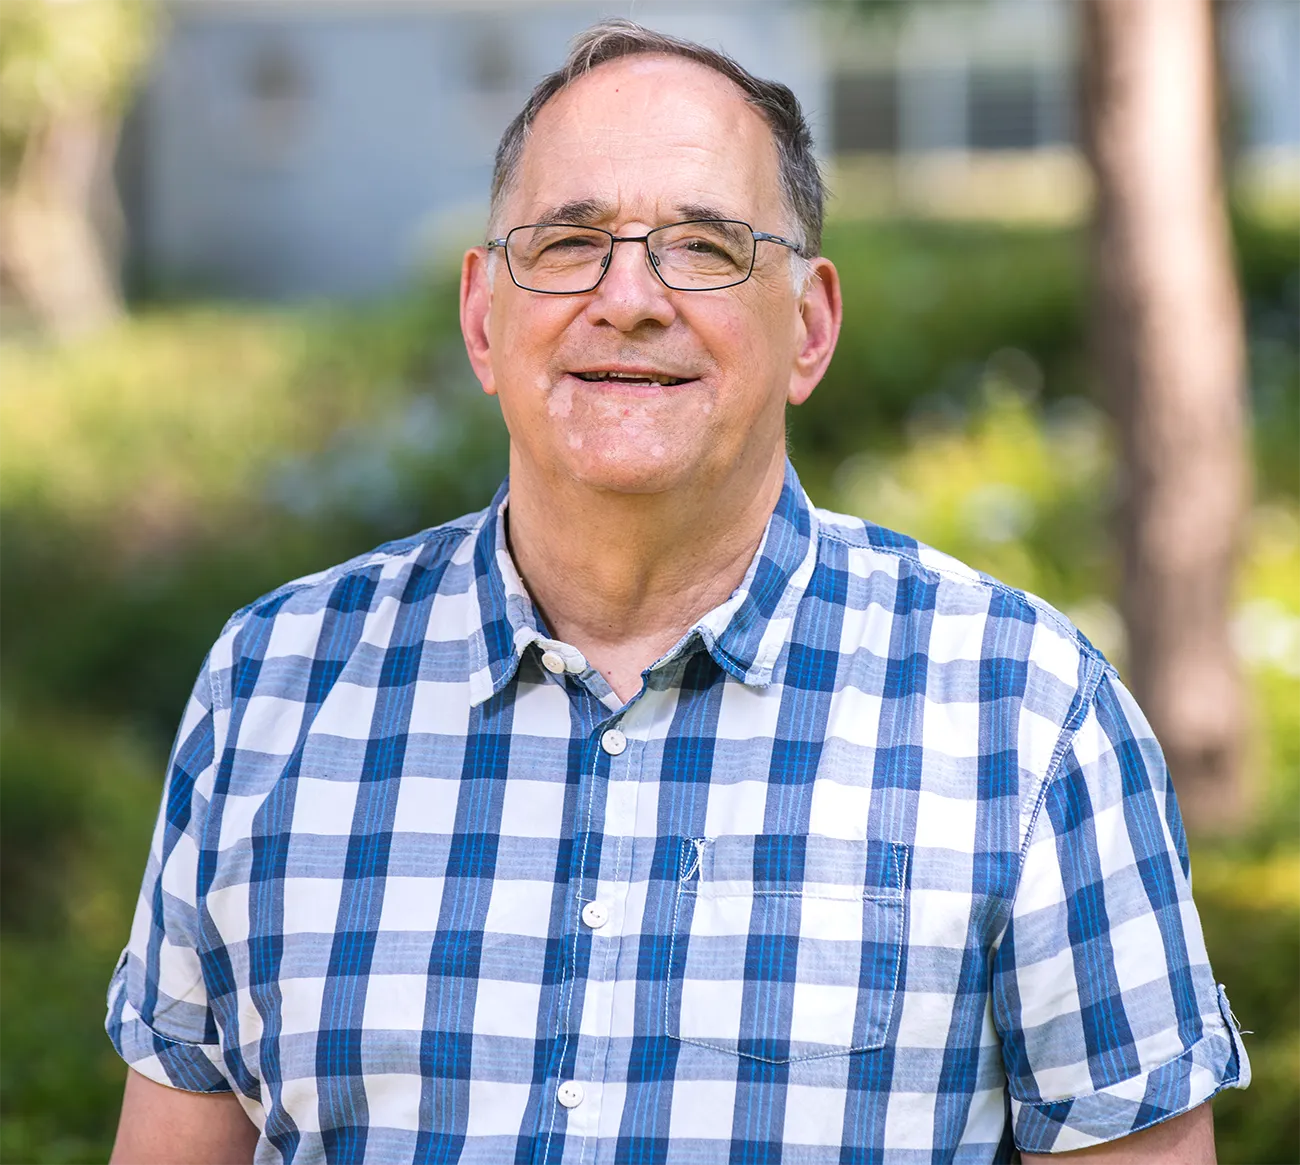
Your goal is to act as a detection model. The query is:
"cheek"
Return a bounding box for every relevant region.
[491,298,572,369]
[697,294,792,376]
[711,314,791,406]
[701,308,750,351]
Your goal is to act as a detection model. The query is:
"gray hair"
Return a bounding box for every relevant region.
[488,19,826,260]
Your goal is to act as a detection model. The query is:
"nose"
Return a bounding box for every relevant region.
[584,236,677,331]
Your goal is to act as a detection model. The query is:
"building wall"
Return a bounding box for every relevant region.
[827,0,1298,160]
[821,0,1298,225]
[126,0,825,301]
[1225,0,1300,150]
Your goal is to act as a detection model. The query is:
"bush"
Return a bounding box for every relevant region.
[0,707,160,1161]
[0,288,507,736]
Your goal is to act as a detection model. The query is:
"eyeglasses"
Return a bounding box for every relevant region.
[486,219,804,294]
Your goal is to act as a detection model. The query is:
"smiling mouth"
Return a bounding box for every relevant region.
[572,371,692,387]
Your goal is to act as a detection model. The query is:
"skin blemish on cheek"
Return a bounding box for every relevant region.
[548,380,575,418]
[567,433,584,450]
[650,444,665,459]
[701,401,714,415]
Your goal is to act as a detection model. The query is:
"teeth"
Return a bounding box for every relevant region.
[575,371,686,385]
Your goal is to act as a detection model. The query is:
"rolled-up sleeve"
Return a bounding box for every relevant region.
[105,654,233,1093]
[993,670,1249,1154]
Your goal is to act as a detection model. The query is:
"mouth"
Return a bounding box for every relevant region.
[570,370,693,388]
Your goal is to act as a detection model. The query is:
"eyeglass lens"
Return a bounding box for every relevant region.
[504,221,757,293]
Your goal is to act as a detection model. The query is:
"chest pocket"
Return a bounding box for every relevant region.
[665,834,908,1063]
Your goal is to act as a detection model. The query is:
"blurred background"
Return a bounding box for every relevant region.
[0,0,1295,1160]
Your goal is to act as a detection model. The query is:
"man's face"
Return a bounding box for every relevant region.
[461,54,840,497]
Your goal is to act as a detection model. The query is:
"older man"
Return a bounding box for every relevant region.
[108,20,1246,1165]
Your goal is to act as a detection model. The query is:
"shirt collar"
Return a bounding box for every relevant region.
[462,460,820,706]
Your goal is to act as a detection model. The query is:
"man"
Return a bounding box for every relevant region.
[108,20,1247,1164]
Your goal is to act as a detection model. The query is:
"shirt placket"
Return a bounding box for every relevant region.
[536,672,655,1164]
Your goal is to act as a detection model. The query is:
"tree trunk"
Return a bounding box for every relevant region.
[0,111,124,339]
[1081,0,1250,830]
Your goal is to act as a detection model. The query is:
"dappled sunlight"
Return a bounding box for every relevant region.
[0,303,476,546]
[832,375,1113,607]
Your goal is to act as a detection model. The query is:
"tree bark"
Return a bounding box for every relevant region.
[0,110,124,339]
[1081,0,1250,830]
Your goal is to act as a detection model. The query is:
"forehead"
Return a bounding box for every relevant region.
[510,55,784,225]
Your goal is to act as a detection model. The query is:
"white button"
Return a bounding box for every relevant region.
[581,901,609,929]
[541,650,566,675]
[601,729,627,756]
[556,1080,584,1109]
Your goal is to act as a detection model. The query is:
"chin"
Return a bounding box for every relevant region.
[564,443,697,496]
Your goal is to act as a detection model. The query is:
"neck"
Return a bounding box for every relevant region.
[506,447,789,703]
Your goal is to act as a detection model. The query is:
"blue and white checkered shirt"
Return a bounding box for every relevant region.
[107,463,1248,1163]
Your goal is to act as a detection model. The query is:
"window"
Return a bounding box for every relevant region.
[241,37,310,163]
[968,70,1038,150]
[832,71,899,153]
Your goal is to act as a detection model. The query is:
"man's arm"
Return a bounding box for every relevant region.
[110,1069,259,1165]
[1020,1102,1216,1164]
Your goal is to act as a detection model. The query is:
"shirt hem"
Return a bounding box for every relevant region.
[106,996,233,1095]
[1011,1007,1249,1154]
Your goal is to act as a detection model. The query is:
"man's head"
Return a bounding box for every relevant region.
[460,20,842,500]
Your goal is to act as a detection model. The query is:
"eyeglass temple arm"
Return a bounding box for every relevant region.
[752,231,804,254]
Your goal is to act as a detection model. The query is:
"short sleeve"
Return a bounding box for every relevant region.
[992,670,1249,1153]
[105,654,233,1093]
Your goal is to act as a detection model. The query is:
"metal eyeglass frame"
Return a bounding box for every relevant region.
[485,219,805,294]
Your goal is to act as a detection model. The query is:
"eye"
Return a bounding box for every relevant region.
[542,234,602,253]
[682,238,726,256]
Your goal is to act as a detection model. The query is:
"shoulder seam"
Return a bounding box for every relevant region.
[229,521,476,625]
[206,645,227,716]
[818,526,1107,669]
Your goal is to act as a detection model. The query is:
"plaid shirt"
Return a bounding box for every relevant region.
[107,463,1248,1163]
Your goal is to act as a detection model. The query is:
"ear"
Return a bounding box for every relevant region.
[460,246,497,396]
[787,256,842,407]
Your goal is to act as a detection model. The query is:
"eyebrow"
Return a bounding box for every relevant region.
[674,202,736,224]
[526,200,743,228]
[532,199,613,226]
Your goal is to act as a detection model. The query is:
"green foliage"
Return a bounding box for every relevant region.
[829,383,1113,614]
[1192,848,1300,1165]
[0,0,155,116]
[0,708,160,1162]
[1234,211,1300,500]
[0,288,507,736]
[791,222,1086,485]
[0,220,1295,1161]
[0,0,156,174]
